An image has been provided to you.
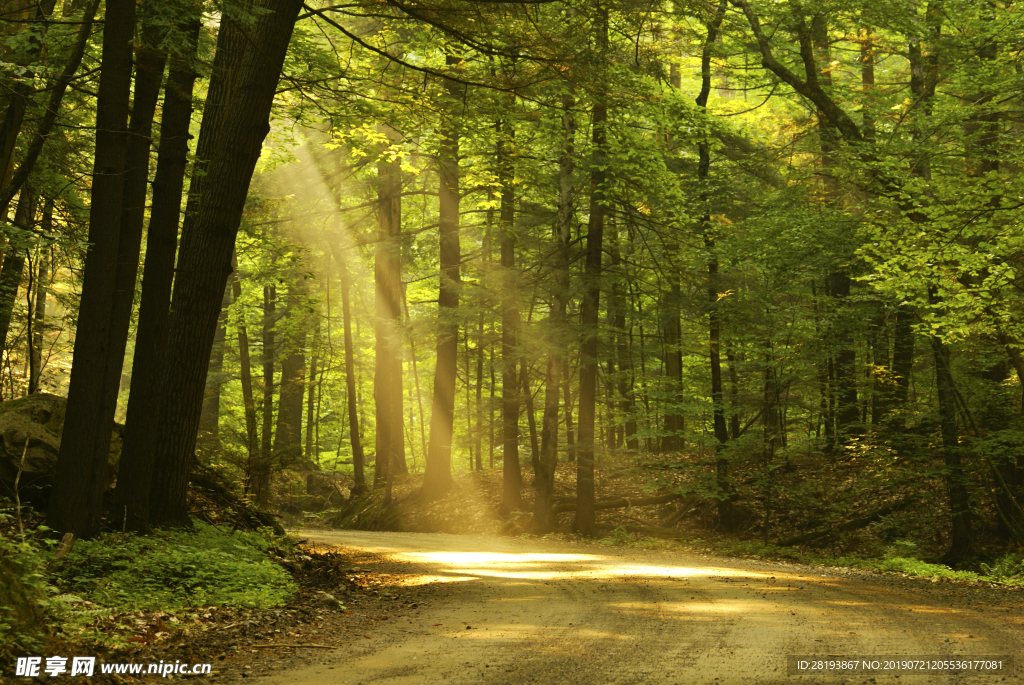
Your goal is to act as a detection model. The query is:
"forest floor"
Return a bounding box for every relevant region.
[233,530,1023,685]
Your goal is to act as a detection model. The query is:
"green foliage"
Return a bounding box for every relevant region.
[51,523,296,613]
[979,553,1024,583]
[597,526,638,546]
[0,519,51,660]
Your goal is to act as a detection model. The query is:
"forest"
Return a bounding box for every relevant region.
[2,0,1024,575]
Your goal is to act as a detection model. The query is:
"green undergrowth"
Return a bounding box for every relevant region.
[51,522,297,612]
[0,516,51,661]
[593,530,1024,586]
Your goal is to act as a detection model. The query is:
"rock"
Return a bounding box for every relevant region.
[0,393,122,510]
[317,591,342,609]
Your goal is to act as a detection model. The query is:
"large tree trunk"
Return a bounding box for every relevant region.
[147,0,304,526]
[573,8,608,536]
[498,114,523,513]
[373,126,404,489]
[115,18,201,533]
[422,56,463,501]
[48,0,137,537]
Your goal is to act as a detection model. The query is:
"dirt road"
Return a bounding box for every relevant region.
[260,531,1022,684]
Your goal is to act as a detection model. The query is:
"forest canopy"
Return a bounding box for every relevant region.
[1,0,1023,565]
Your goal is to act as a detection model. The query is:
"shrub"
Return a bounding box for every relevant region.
[0,522,50,660]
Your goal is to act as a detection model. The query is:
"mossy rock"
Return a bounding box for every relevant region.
[0,394,122,510]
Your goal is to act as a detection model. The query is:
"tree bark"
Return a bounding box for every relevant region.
[697,0,731,527]
[521,360,540,479]
[422,55,463,501]
[498,114,523,513]
[536,92,574,531]
[573,7,608,536]
[305,319,320,463]
[115,17,201,533]
[0,188,33,364]
[199,284,231,448]
[147,0,303,527]
[48,0,137,537]
[273,272,307,470]
[930,289,973,561]
[374,126,404,488]
[339,246,366,492]
[660,279,684,452]
[27,201,50,394]
[255,284,276,504]
[230,253,260,495]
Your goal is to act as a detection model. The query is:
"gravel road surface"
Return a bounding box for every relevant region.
[258,530,1022,685]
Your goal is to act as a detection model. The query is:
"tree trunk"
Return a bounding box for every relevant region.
[498,115,522,512]
[539,172,573,510]
[199,284,231,448]
[48,0,137,537]
[761,339,781,544]
[422,56,463,501]
[930,288,973,562]
[230,253,260,496]
[338,247,366,492]
[573,8,608,537]
[374,125,404,488]
[273,272,307,470]
[305,320,320,463]
[869,310,889,425]
[0,188,32,364]
[829,273,860,438]
[27,202,49,394]
[475,313,484,471]
[698,0,730,527]
[563,356,576,461]
[660,279,684,452]
[147,0,302,526]
[891,307,914,407]
[611,237,637,451]
[521,360,540,479]
[115,18,201,533]
[255,284,276,504]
